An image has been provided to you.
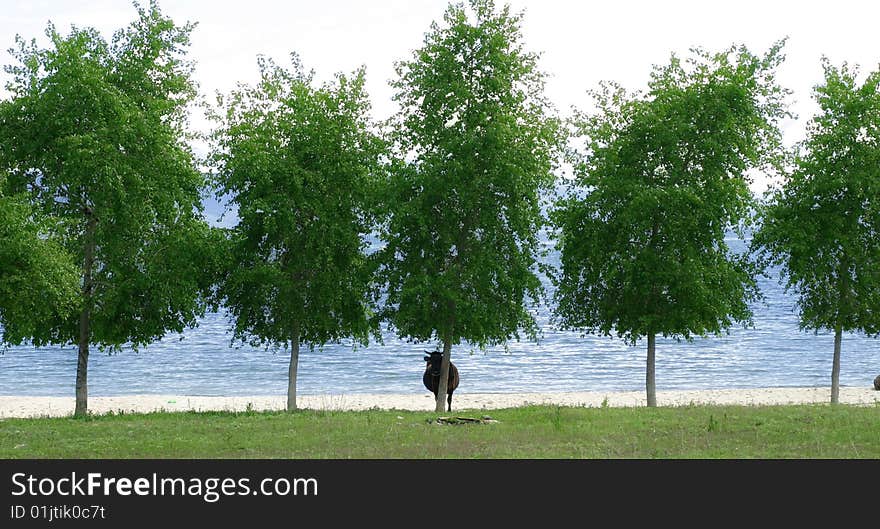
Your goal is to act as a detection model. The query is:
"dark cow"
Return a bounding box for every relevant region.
[423,351,460,412]
[874,374,880,391]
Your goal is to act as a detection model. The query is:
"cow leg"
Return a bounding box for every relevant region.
[447,391,453,412]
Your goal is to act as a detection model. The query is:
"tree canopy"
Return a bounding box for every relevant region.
[553,41,791,406]
[0,179,79,345]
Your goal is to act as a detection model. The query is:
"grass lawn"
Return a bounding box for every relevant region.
[2,403,879,458]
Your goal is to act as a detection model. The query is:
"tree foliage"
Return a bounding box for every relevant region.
[0,1,216,414]
[752,60,880,401]
[754,60,880,334]
[210,54,383,409]
[0,179,79,345]
[553,41,790,404]
[381,0,561,346]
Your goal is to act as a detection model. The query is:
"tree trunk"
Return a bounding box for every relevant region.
[645,217,660,409]
[646,332,657,408]
[435,335,453,413]
[831,327,842,405]
[74,215,97,418]
[832,261,849,405]
[287,322,301,412]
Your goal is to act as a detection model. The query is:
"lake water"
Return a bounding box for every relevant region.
[1,236,878,397]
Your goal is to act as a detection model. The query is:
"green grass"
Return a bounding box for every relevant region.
[2,403,879,458]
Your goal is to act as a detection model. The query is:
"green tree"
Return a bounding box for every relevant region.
[752,60,880,404]
[381,0,562,412]
[210,55,382,411]
[0,1,216,417]
[553,42,790,407]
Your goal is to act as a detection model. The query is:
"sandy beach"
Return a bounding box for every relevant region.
[1,386,878,418]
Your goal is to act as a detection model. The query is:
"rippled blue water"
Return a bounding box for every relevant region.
[1,236,877,396]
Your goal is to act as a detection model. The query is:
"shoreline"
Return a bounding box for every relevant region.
[1,386,878,418]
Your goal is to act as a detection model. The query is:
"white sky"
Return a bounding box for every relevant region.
[2,0,879,193]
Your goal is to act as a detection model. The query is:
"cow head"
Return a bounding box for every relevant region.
[424,351,443,377]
